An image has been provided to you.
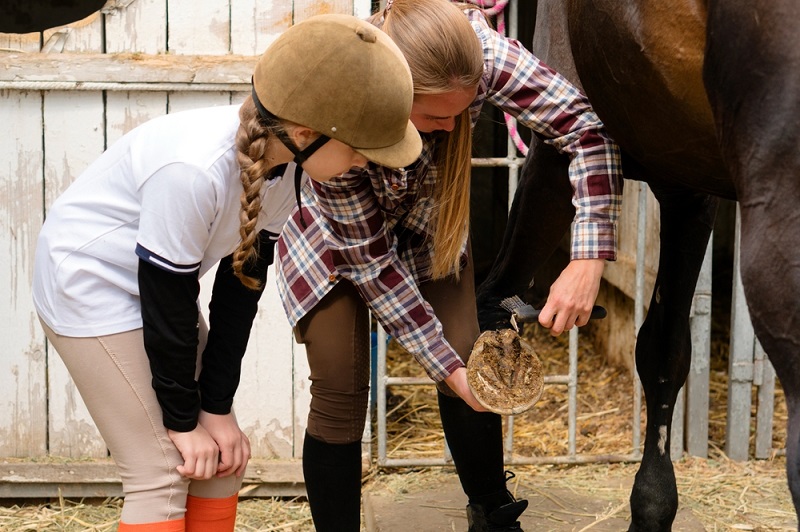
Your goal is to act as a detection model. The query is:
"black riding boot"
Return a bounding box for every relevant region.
[466,471,528,531]
[437,391,528,531]
[302,431,362,532]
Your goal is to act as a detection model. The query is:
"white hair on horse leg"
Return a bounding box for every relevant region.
[658,425,668,455]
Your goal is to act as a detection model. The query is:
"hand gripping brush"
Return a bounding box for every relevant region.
[499,295,607,332]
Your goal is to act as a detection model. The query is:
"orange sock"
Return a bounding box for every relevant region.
[118,518,185,531]
[184,493,239,531]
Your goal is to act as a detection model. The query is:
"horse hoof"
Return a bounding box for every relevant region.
[467,329,544,415]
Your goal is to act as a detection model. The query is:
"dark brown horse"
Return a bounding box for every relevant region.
[476,0,800,529]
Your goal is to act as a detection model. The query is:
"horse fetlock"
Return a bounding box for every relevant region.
[629,483,678,532]
[629,459,679,532]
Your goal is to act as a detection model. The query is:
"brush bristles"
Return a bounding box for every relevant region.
[500,295,525,312]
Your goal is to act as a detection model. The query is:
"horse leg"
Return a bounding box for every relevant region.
[475,137,575,331]
[704,0,800,519]
[628,185,718,532]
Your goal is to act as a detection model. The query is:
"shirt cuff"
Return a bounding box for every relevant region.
[162,407,200,432]
[425,337,466,382]
[571,221,617,260]
[200,397,233,416]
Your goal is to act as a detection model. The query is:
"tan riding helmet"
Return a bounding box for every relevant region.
[252,13,422,170]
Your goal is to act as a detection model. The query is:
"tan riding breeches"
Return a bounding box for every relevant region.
[40,320,241,524]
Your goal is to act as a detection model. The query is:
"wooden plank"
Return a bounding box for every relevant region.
[294,0,359,22]
[727,206,754,461]
[685,236,713,458]
[237,267,307,459]
[232,91,249,106]
[105,91,168,145]
[0,31,41,52]
[104,0,167,55]
[41,11,104,53]
[754,341,775,459]
[0,480,306,499]
[43,90,107,458]
[230,0,292,55]
[167,91,231,113]
[44,11,109,459]
[0,53,257,86]
[104,0,169,212]
[0,459,304,483]
[670,386,685,460]
[168,0,230,55]
[602,254,655,309]
[603,181,659,303]
[353,0,374,18]
[0,89,48,458]
[0,459,304,498]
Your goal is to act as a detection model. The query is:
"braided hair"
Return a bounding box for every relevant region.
[232,96,284,289]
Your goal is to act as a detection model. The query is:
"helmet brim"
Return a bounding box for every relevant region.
[353,120,422,169]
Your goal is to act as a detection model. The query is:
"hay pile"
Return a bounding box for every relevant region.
[381,321,787,460]
[0,495,316,531]
[0,496,119,531]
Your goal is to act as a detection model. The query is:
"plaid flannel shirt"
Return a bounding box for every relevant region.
[276,9,623,382]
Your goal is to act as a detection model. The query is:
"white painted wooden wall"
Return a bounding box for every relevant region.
[1,0,371,462]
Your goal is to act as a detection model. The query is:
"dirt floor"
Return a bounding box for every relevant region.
[361,458,795,532]
[2,457,793,531]
[364,470,705,531]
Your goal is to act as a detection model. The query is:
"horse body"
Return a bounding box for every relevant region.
[569,0,734,198]
[476,0,800,529]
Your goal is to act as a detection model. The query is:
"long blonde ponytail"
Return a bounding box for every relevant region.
[431,109,474,278]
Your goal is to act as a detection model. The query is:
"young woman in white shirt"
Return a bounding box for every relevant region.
[32,14,420,532]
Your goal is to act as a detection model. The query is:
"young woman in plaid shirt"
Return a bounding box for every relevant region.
[275,1,623,530]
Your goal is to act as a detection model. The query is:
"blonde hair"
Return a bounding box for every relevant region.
[373,0,484,279]
[232,96,284,289]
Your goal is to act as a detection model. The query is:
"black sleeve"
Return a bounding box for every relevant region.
[138,258,202,432]
[198,230,277,414]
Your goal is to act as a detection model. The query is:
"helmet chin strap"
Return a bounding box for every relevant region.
[252,85,330,228]
[278,130,329,229]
